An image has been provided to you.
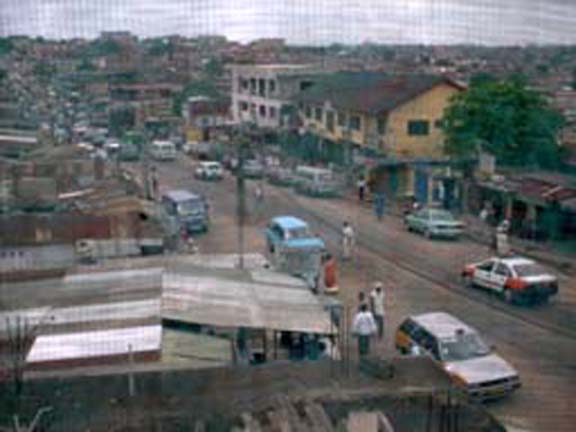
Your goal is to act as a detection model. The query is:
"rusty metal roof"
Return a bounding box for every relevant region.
[295,73,463,115]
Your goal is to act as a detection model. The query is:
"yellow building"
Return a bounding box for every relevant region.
[295,73,465,202]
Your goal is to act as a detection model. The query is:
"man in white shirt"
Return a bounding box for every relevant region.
[370,282,386,340]
[351,303,377,357]
[341,221,355,260]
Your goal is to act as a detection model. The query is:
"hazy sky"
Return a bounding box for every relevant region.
[1,0,575,45]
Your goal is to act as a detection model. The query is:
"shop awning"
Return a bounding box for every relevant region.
[162,269,335,335]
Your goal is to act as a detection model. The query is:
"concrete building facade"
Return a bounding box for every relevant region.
[230,64,326,129]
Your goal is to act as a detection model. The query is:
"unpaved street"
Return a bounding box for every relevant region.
[151,157,576,432]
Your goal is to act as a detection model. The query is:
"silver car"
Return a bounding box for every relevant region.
[395,312,521,400]
[242,160,265,178]
[404,208,465,239]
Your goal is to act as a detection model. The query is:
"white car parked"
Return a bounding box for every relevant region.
[195,161,224,181]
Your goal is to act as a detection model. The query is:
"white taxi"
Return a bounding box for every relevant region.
[462,256,558,304]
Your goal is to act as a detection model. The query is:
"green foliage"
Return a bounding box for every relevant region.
[442,77,564,169]
[0,38,13,56]
[76,59,96,72]
[32,61,56,82]
[145,38,174,56]
[108,105,136,137]
[87,39,121,57]
[172,80,222,115]
[202,58,223,77]
[109,71,141,84]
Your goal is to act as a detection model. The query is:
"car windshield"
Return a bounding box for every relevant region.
[429,210,455,221]
[513,263,548,277]
[178,199,204,215]
[286,227,312,239]
[439,333,491,362]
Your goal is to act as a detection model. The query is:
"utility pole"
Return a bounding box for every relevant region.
[236,99,256,270]
[236,137,246,270]
[140,128,151,200]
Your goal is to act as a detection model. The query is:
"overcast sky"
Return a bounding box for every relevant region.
[1,0,575,45]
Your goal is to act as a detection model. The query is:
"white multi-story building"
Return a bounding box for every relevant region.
[231,64,326,129]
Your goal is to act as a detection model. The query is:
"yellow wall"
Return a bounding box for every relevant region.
[384,83,460,158]
[299,108,368,146]
[299,82,461,157]
[185,127,203,142]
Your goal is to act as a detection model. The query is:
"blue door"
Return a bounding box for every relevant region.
[415,168,428,204]
[389,166,398,196]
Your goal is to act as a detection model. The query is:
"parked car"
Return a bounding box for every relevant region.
[404,208,465,239]
[264,216,325,286]
[195,161,224,181]
[150,140,177,161]
[462,256,558,304]
[395,312,521,401]
[242,159,265,179]
[266,166,297,187]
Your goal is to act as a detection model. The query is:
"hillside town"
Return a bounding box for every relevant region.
[1,8,576,432]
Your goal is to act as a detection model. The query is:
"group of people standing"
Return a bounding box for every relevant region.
[351,282,387,357]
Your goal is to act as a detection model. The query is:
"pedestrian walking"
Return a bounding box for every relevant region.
[341,221,356,260]
[351,304,377,357]
[374,193,385,221]
[322,253,338,293]
[149,166,159,201]
[357,177,366,202]
[179,226,189,253]
[494,219,511,256]
[255,182,264,202]
[253,182,264,221]
[370,282,386,340]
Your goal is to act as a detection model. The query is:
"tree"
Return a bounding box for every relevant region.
[442,76,564,168]
[109,105,136,137]
[202,58,223,77]
[172,80,222,115]
[0,38,13,56]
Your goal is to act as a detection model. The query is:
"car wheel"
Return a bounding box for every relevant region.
[424,228,433,239]
[503,288,515,304]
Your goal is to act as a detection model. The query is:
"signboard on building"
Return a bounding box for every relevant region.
[479,152,495,175]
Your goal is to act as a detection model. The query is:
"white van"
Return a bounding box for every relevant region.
[294,166,339,197]
[150,140,177,161]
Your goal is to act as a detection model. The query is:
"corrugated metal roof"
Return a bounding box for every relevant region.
[295,73,463,115]
[26,325,162,364]
[162,270,334,334]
